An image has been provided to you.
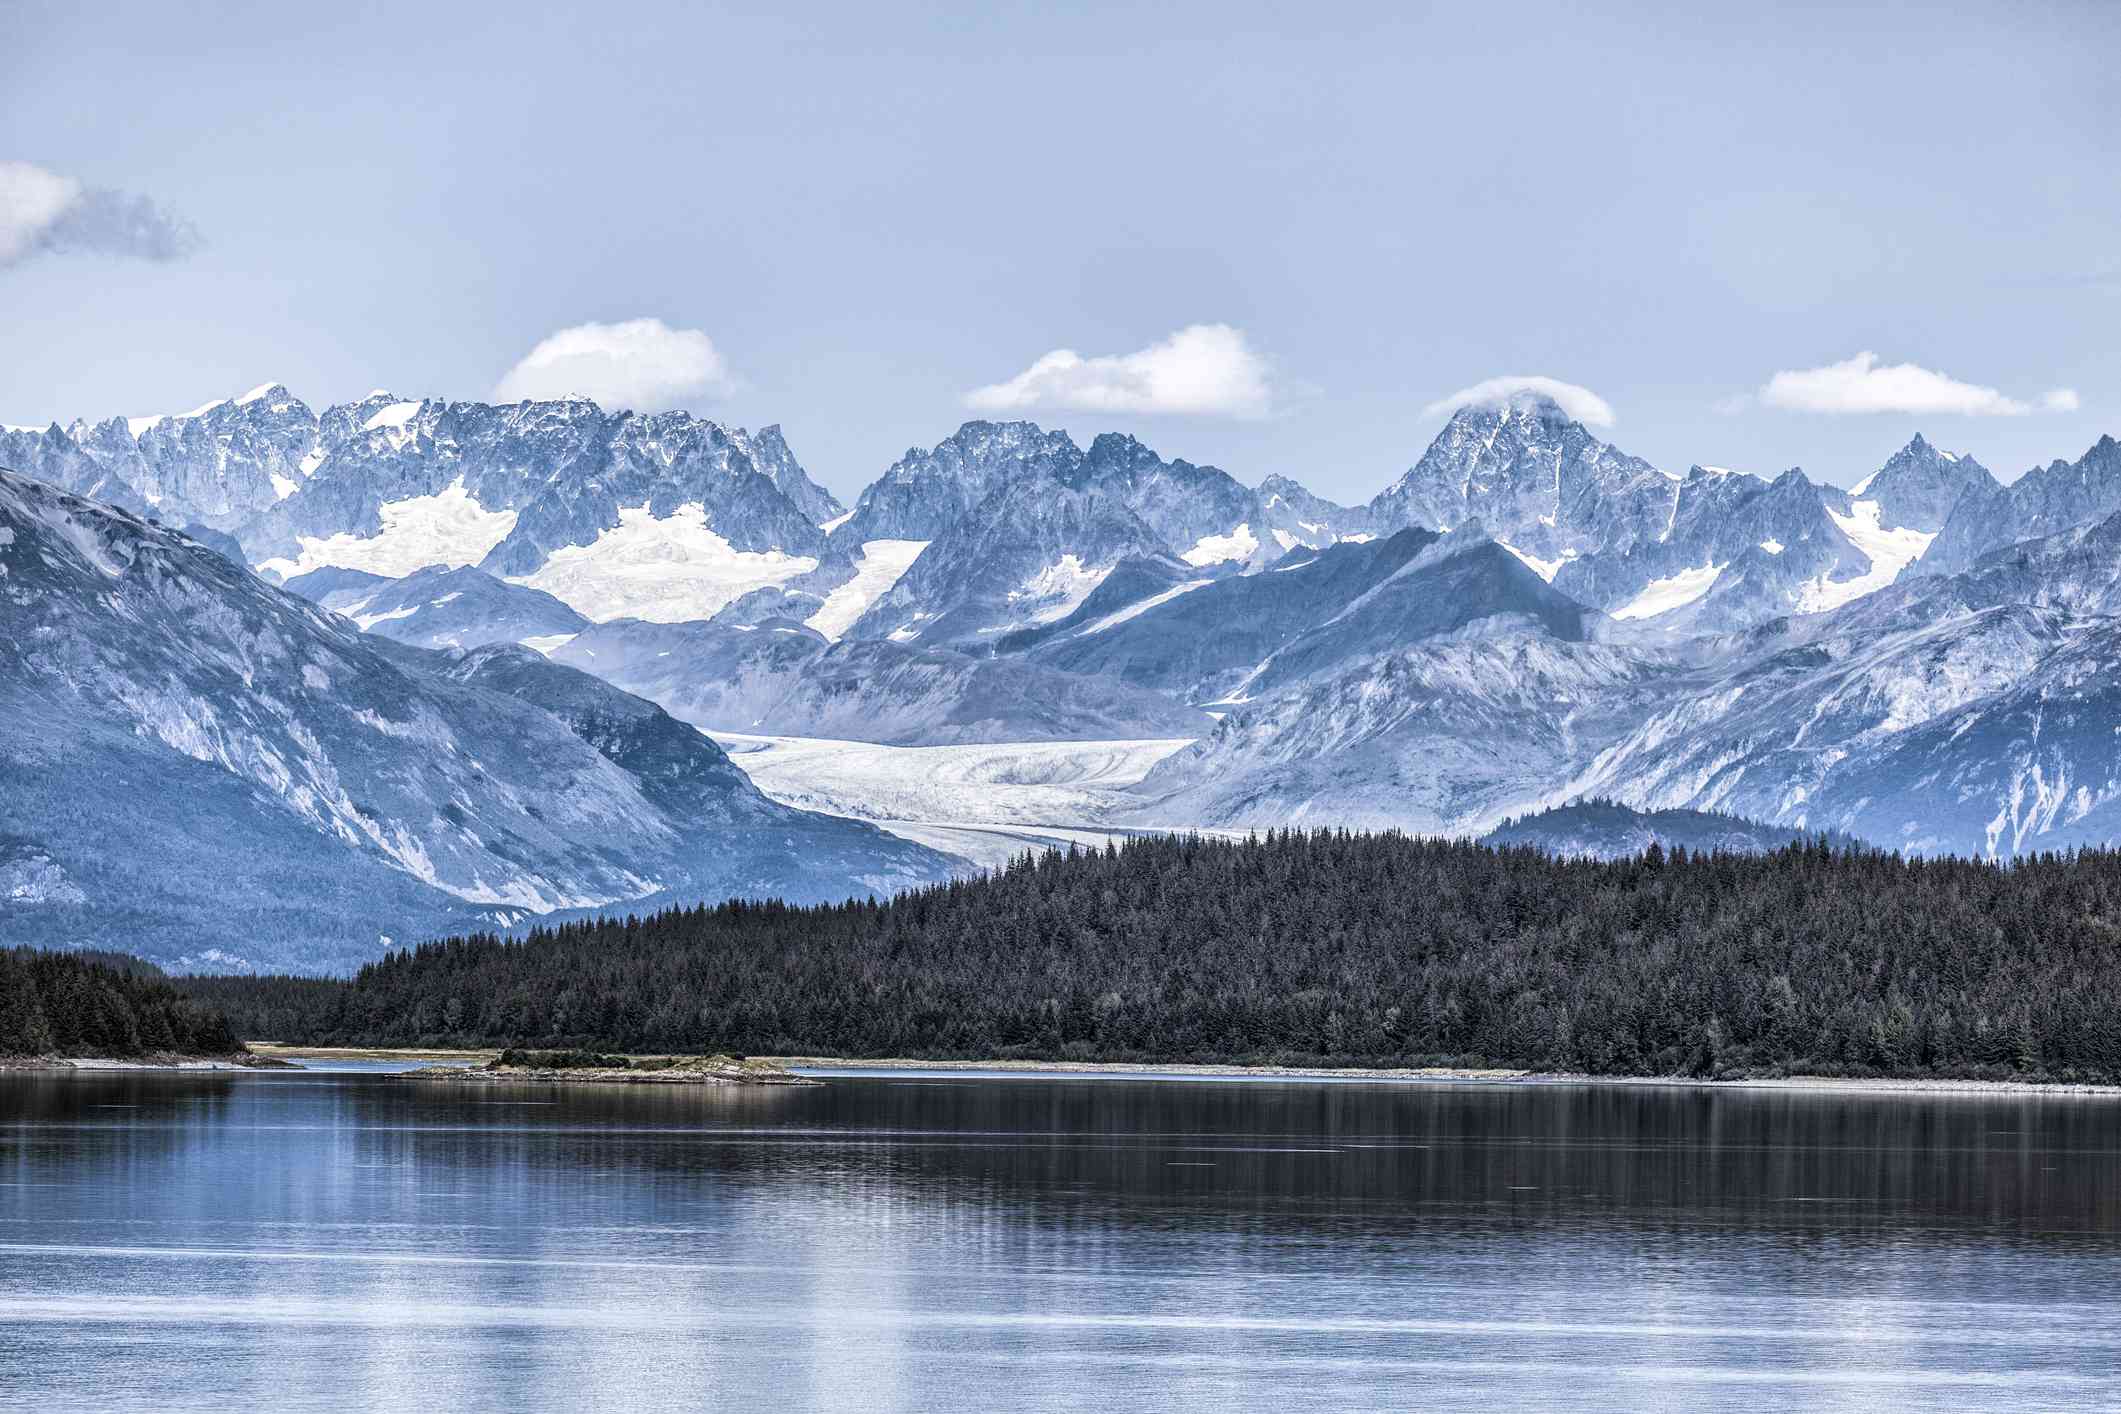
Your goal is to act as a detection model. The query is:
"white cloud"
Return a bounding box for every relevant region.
[1420,375,1616,428]
[965,323,1274,418]
[1760,351,2077,417]
[493,318,735,411]
[0,161,78,265]
[0,160,198,268]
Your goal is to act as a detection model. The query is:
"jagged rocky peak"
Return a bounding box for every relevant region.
[1917,433,2121,578]
[1369,392,1674,565]
[1849,434,1997,532]
[837,419,1085,542]
[734,422,844,526]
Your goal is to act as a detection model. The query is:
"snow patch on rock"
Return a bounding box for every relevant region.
[1182,522,1258,566]
[255,478,519,581]
[512,502,819,623]
[805,539,929,641]
[1612,562,1724,620]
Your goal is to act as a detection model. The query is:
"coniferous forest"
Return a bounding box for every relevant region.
[0,947,241,1058]
[178,832,2121,1082]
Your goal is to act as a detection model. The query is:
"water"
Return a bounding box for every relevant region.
[3,1068,2119,1411]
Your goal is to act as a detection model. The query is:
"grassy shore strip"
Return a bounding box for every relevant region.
[248,1043,501,1062]
[1,1052,290,1072]
[770,1057,2121,1096]
[239,1046,2121,1095]
[772,1057,1531,1082]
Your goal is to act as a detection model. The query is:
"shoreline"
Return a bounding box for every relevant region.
[0,1053,285,1072]
[771,1057,2121,1096]
[215,1047,2121,1096]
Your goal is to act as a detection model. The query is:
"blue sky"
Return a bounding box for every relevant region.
[4,0,2115,503]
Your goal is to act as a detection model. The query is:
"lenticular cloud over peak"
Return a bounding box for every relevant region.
[1419,375,1617,428]
[965,323,1276,418]
[492,317,736,413]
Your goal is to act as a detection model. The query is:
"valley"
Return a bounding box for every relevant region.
[8,379,2121,971]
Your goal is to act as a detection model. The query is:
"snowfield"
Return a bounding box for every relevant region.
[1802,499,1936,613]
[804,538,929,640]
[254,479,521,582]
[512,502,819,622]
[1612,561,1724,620]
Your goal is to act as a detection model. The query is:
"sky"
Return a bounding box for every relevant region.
[4,0,2116,505]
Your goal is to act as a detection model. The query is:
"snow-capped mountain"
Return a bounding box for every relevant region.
[1021,526,1593,705]
[1254,473,1370,551]
[0,469,946,972]
[1847,433,1995,535]
[17,374,2121,917]
[828,423,1322,646]
[6,386,854,627]
[1363,397,1999,632]
[1135,501,2121,857]
[1916,434,2121,578]
[1369,394,1675,564]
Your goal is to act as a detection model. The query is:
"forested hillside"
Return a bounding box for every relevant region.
[186,832,2121,1082]
[1,948,240,1057]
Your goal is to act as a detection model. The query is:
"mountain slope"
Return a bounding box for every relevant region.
[283,562,589,651]
[1919,435,2121,578]
[549,618,1209,744]
[0,469,948,972]
[1021,527,1594,705]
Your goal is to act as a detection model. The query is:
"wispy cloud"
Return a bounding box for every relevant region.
[0,160,200,269]
[493,318,736,411]
[1759,352,2077,417]
[1420,375,1616,428]
[966,324,1275,418]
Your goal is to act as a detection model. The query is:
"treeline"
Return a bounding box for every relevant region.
[184,831,2121,1081]
[1,947,240,1057]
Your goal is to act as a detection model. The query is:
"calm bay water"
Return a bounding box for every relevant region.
[2,1068,2119,1411]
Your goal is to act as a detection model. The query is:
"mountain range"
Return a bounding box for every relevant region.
[7,379,2121,971]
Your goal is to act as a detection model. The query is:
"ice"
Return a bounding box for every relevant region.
[520,632,579,656]
[1611,562,1723,620]
[362,401,423,432]
[253,478,519,580]
[804,539,929,640]
[1006,554,1108,625]
[1799,500,1936,613]
[712,732,1201,863]
[1498,542,1570,583]
[1075,579,1212,636]
[1182,523,1258,566]
[511,502,818,623]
